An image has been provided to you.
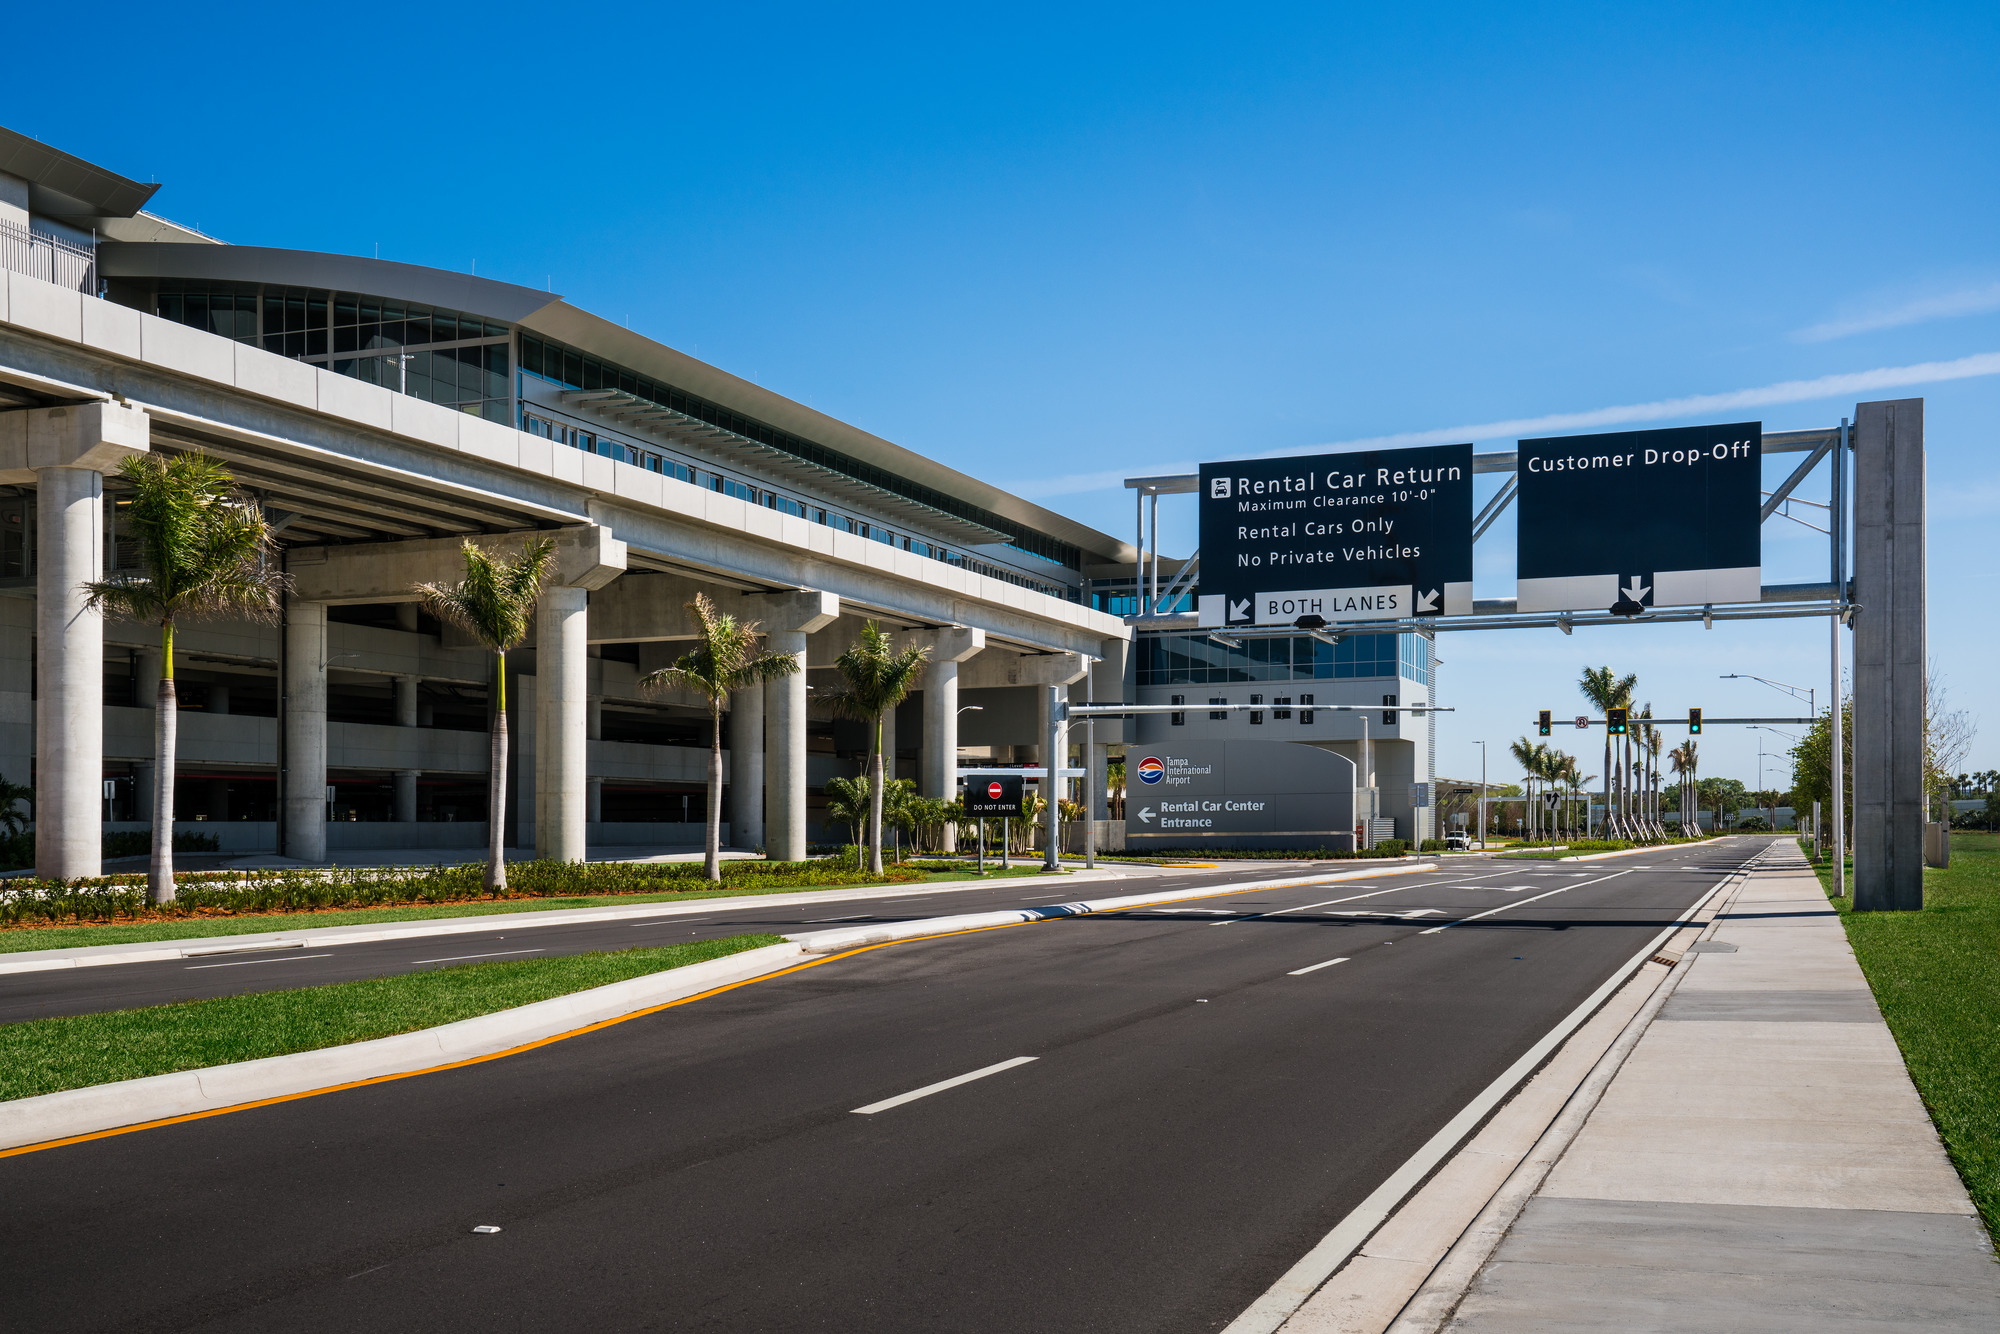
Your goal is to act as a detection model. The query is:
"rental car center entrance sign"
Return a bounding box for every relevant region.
[1196,443,1474,627]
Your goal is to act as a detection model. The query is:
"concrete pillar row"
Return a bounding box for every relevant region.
[535,585,590,863]
[33,465,105,879]
[393,769,420,824]
[282,602,328,863]
[729,682,765,849]
[394,675,419,728]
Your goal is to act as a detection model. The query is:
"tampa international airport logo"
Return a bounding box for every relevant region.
[1136,756,1166,785]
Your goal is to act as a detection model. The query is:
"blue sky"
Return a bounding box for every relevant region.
[12,1,1998,789]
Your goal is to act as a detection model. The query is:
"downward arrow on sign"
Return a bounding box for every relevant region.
[1622,576,1651,602]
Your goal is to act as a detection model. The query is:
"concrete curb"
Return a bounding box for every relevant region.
[0,868,1127,977]
[791,863,1440,953]
[0,940,814,1156]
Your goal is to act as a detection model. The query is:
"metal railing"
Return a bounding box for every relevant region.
[0,217,96,293]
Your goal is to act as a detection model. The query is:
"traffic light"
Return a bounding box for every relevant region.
[1688,707,1702,735]
[1537,709,1552,736]
[1608,706,1628,735]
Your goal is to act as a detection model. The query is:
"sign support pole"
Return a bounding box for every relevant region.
[1043,685,1064,872]
[977,818,986,875]
[1830,417,1848,896]
[1084,716,1097,869]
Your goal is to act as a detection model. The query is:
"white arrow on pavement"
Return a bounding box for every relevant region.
[1416,589,1440,613]
[1622,576,1651,601]
[1326,908,1446,919]
[1139,807,1156,824]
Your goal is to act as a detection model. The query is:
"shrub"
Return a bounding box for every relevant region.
[0,856,927,929]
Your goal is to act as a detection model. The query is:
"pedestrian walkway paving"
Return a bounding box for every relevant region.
[1441,843,2000,1332]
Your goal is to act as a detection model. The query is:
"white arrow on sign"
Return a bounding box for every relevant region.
[1416,589,1440,613]
[1138,806,1156,824]
[1621,576,1651,602]
[1229,598,1251,621]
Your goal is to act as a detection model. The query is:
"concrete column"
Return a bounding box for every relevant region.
[534,585,589,863]
[729,683,765,849]
[1852,397,1926,911]
[131,760,155,822]
[767,630,809,860]
[586,777,603,824]
[282,601,328,863]
[393,769,419,823]
[33,465,105,880]
[207,683,231,716]
[761,591,839,862]
[587,697,603,742]
[394,675,419,727]
[915,628,984,852]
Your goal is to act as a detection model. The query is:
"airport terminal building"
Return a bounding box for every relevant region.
[0,127,1435,875]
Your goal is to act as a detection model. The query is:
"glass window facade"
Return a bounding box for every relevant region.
[150,281,513,423]
[1138,632,1430,686]
[518,332,1081,571]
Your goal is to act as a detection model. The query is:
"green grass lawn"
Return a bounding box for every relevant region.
[0,933,785,1104]
[1807,831,2000,1246]
[0,865,1056,955]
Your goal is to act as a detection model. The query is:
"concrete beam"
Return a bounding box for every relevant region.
[0,400,149,483]
[287,525,627,604]
[588,573,836,643]
[958,650,1090,690]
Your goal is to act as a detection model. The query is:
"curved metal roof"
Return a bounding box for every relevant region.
[94,241,1133,563]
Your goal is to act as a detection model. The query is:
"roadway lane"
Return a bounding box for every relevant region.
[0,860,1374,1023]
[0,839,1764,1333]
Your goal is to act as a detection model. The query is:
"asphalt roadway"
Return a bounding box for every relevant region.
[0,839,1763,1333]
[0,861,1361,1023]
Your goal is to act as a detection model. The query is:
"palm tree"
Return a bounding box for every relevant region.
[819,622,931,875]
[1670,740,1699,835]
[1579,666,1637,837]
[638,592,802,882]
[1510,737,1553,841]
[822,774,872,857]
[85,453,287,903]
[415,537,557,892]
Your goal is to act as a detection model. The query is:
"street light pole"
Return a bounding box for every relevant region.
[1473,739,1488,850]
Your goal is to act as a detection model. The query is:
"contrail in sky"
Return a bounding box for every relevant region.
[1013,350,2000,500]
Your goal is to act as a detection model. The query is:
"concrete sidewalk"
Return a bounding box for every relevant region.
[1434,842,2000,1331]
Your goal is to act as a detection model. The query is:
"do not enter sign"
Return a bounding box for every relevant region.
[965,774,1025,817]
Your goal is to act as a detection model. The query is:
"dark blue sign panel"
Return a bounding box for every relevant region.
[1515,422,1761,612]
[1196,444,1474,627]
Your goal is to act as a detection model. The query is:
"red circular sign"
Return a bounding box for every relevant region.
[987,782,1004,800]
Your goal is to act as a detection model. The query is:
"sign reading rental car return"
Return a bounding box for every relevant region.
[1197,443,1474,628]
[1515,422,1761,613]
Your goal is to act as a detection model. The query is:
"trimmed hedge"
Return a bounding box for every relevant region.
[0,857,925,929]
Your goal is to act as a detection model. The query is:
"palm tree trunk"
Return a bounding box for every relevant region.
[868,716,886,876]
[487,651,508,892]
[705,705,723,882]
[151,672,177,905]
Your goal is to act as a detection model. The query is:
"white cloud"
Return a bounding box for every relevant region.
[1016,351,2000,500]
[1794,282,2000,343]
